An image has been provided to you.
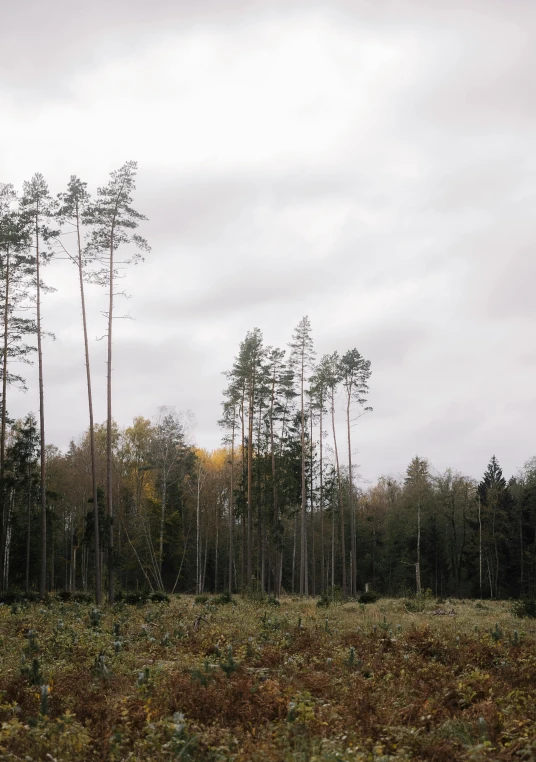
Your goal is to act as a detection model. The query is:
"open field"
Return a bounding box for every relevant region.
[1,595,536,761]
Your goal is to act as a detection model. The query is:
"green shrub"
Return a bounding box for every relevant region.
[241,579,267,602]
[150,591,170,604]
[194,594,209,605]
[58,590,72,601]
[125,591,149,605]
[214,592,234,605]
[512,598,536,619]
[72,592,93,604]
[403,589,434,612]
[326,585,345,603]
[359,590,380,604]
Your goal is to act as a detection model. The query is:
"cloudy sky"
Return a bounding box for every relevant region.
[1,0,535,484]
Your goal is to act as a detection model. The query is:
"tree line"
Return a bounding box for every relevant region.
[2,164,535,602]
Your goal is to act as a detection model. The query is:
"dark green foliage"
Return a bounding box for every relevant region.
[20,656,43,685]
[214,591,234,605]
[513,599,536,619]
[219,645,238,678]
[0,590,38,604]
[73,592,93,603]
[490,622,503,642]
[150,591,170,604]
[359,590,381,604]
[116,590,150,605]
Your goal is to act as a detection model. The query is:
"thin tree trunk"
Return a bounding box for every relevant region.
[240,390,245,588]
[292,511,297,594]
[331,387,345,595]
[0,244,10,591]
[416,499,421,594]
[478,496,482,598]
[196,467,201,594]
[75,202,101,604]
[159,479,167,589]
[332,491,336,596]
[310,411,315,596]
[36,212,47,599]
[319,390,324,595]
[300,353,306,596]
[214,504,219,594]
[228,416,235,595]
[106,224,115,603]
[247,383,254,584]
[269,366,279,596]
[25,466,31,593]
[347,393,357,597]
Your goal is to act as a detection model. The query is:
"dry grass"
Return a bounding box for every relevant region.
[1,594,535,760]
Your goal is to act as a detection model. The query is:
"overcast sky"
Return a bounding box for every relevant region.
[1,0,535,485]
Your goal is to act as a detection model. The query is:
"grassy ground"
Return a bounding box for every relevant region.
[1,594,536,761]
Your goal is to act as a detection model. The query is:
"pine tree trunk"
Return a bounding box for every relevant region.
[25,462,31,593]
[228,419,235,595]
[300,353,306,596]
[347,395,356,597]
[310,412,315,596]
[196,467,201,594]
[270,372,279,596]
[0,244,10,591]
[331,387,345,595]
[75,204,101,605]
[416,499,422,593]
[36,213,47,599]
[247,384,254,584]
[319,390,325,595]
[106,226,115,603]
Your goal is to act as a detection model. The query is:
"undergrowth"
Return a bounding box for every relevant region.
[0,595,535,760]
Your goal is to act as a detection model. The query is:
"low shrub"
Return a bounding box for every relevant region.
[513,598,536,619]
[359,590,381,604]
[150,591,170,604]
[214,592,234,605]
[403,589,435,612]
[72,592,93,603]
[0,590,39,604]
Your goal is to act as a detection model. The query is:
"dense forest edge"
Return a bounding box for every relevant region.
[1,165,536,605]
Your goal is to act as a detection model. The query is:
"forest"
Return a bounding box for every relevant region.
[1,163,536,606]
